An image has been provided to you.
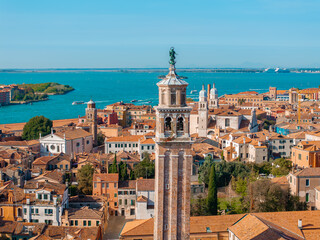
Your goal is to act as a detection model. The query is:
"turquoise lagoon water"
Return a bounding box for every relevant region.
[0,71,319,124]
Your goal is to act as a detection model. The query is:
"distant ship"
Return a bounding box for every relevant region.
[72,101,84,105]
[131,99,138,103]
[147,101,152,103]
[190,90,198,94]
[275,68,290,73]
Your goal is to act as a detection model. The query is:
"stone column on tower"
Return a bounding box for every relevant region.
[86,99,98,146]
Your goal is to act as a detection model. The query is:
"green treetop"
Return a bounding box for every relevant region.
[22,115,52,140]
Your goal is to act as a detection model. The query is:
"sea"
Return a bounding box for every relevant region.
[0,71,319,124]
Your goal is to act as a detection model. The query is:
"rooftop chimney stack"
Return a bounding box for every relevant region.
[298,219,302,229]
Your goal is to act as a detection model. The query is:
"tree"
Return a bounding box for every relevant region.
[207,163,218,215]
[77,164,94,195]
[271,158,292,176]
[97,132,105,146]
[198,155,214,186]
[241,179,307,213]
[22,116,52,140]
[129,170,135,180]
[133,152,155,179]
[68,185,78,196]
[109,153,118,173]
[191,195,208,216]
[119,161,129,181]
[221,151,224,160]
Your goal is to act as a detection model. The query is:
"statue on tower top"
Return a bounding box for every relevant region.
[169,47,176,65]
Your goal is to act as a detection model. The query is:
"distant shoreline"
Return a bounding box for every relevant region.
[1,68,320,73]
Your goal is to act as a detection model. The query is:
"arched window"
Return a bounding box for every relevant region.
[177,117,184,131]
[165,117,172,131]
[225,118,230,127]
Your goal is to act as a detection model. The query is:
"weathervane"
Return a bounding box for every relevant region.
[169,47,176,66]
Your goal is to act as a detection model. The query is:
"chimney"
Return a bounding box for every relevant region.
[298,219,302,229]
[53,196,57,206]
[26,197,30,205]
[207,84,211,101]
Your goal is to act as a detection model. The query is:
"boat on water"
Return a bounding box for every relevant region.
[190,90,198,94]
[131,99,138,103]
[72,101,85,105]
[147,101,152,103]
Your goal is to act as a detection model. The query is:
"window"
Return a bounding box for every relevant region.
[96,221,100,226]
[102,183,105,188]
[225,118,230,127]
[107,183,109,188]
[70,220,74,226]
[125,199,127,205]
[94,183,97,188]
[290,176,292,183]
[165,117,172,131]
[109,144,111,148]
[114,202,117,207]
[44,194,48,200]
[306,193,309,202]
[75,220,78,226]
[88,220,91,226]
[76,142,80,147]
[119,199,122,205]
[114,183,117,188]
[130,209,135,215]
[298,154,301,160]
[177,117,184,131]
[87,140,90,145]
[131,200,135,206]
[38,194,42,200]
[171,89,176,105]
[35,208,39,214]
[83,220,87,226]
[306,179,310,187]
[114,193,117,197]
[24,208,27,214]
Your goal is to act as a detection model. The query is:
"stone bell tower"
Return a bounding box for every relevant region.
[154,48,192,239]
[86,99,98,146]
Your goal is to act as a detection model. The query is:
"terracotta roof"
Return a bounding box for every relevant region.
[41,225,100,240]
[93,173,119,182]
[137,195,148,202]
[119,180,136,189]
[106,135,143,142]
[229,214,303,240]
[55,128,92,140]
[136,178,154,191]
[33,156,57,165]
[293,168,320,177]
[140,138,155,144]
[0,140,39,146]
[65,206,103,220]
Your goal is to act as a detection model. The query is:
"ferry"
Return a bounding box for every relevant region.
[190,90,198,94]
[72,101,85,105]
[131,99,138,103]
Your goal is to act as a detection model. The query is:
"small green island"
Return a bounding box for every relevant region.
[9,82,74,104]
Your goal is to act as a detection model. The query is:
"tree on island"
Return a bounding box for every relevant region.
[207,163,218,215]
[22,115,52,140]
[77,164,94,195]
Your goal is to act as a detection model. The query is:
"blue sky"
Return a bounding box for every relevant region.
[1,0,320,68]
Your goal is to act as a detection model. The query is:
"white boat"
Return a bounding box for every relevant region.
[72,101,84,105]
[190,90,198,94]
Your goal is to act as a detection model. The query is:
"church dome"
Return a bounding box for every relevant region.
[210,87,217,96]
[199,89,207,98]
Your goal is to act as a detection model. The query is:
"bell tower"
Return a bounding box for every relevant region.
[198,85,208,137]
[209,83,219,109]
[154,48,192,239]
[86,99,97,146]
